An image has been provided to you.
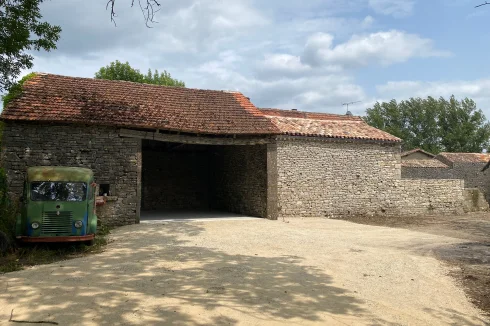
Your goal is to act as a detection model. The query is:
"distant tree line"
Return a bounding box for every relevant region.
[365,96,490,154]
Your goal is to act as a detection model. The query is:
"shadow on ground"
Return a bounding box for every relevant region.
[2,222,369,325]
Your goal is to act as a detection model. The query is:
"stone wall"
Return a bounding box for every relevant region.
[276,138,465,218]
[463,188,489,212]
[1,122,141,226]
[1,122,469,225]
[212,145,268,218]
[448,163,490,202]
[395,179,464,216]
[402,167,453,180]
[402,163,490,202]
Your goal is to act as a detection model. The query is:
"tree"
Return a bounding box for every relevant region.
[142,68,185,87]
[95,60,144,83]
[364,96,490,154]
[0,0,62,93]
[95,60,185,87]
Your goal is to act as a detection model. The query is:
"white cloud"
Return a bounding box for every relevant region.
[193,58,367,114]
[4,0,476,119]
[362,15,376,28]
[255,54,314,80]
[302,30,450,68]
[293,15,376,36]
[368,0,415,17]
[261,54,310,73]
[37,0,268,58]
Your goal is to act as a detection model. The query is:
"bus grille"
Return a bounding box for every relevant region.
[42,211,73,235]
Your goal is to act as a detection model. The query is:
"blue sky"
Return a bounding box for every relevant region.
[8,0,490,116]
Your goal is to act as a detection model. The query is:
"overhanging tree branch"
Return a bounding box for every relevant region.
[476,1,490,8]
[106,0,161,27]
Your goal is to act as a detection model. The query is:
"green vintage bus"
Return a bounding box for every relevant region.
[15,167,97,245]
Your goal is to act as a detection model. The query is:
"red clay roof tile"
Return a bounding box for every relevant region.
[260,108,401,142]
[1,74,279,135]
[437,152,490,163]
[2,74,400,142]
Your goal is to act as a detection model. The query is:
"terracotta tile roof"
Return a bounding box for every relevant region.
[401,148,436,158]
[260,108,364,121]
[401,159,449,168]
[260,108,401,142]
[1,73,279,135]
[436,152,490,163]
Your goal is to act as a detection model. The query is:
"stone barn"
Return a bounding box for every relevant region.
[402,151,490,206]
[0,73,468,226]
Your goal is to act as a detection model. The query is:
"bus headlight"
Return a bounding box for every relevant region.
[74,220,83,228]
[31,222,40,229]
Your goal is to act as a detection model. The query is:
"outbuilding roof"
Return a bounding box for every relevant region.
[1,73,279,135]
[436,152,490,163]
[401,148,436,158]
[260,108,401,142]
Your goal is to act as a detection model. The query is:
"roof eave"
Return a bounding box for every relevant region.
[277,133,401,144]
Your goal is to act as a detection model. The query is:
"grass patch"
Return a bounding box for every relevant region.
[0,225,111,274]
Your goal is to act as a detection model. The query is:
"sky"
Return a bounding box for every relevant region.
[8,0,490,116]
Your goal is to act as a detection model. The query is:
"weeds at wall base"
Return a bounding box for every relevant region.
[0,227,110,274]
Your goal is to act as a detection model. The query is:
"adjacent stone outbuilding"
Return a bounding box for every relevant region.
[401,149,451,180]
[402,150,490,204]
[0,73,467,226]
[260,110,465,218]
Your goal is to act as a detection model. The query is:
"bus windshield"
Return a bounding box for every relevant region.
[31,182,87,202]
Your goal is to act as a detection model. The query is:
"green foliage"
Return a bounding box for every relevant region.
[365,96,490,154]
[95,60,185,87]
[2,72,37,108]
[0,0,61,93]
[95,60,144,83]
[0,259,22,273]
[0,225,111,273]
[143,68,186,87]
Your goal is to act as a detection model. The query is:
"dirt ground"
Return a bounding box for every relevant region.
[0,218,488,325]
[344,212,490,317]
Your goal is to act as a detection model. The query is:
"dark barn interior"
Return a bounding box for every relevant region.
[141,139,268,219]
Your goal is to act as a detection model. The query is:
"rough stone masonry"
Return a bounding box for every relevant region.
[1,122,469,226]
[1,123,141,226]
[403,162,490,203]
[276,137,465,219]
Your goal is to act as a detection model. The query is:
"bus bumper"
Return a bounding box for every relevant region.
[16,234,95,243]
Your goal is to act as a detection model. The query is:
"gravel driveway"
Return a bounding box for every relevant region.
[1,218,488,325]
